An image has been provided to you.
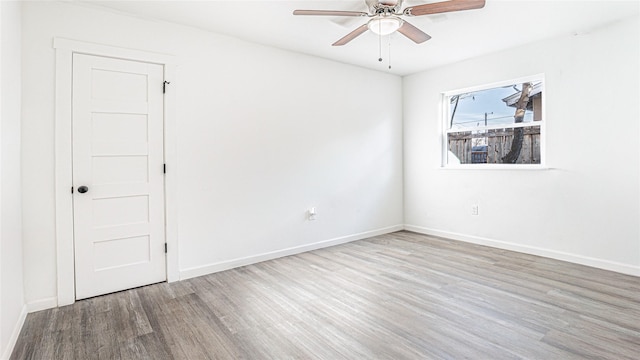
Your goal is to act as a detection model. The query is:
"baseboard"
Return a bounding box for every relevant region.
[404,225,640,277]
[1,298,57,359]
[180,225,404,280]
[26,297,58,313]
[0,304,28,360]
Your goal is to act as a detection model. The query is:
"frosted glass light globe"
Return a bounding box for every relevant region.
[368,16,403,35]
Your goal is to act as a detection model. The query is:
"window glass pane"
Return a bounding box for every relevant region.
[447,125,541,164]
[444,78,543,166]
[449,82,542,130]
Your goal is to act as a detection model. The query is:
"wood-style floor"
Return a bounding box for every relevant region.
[11,231,640,359]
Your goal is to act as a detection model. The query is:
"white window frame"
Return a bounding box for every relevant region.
[441,74,546,169]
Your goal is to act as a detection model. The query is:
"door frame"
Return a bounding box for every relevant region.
[54,38,179,306]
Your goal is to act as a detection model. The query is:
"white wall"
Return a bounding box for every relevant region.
[404,15,640,275]
[21,1,403,305]
[1,1,26,358]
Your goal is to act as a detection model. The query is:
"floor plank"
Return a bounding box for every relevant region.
[11,231,640,359]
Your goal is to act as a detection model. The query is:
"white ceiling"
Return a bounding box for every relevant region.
[76,0,639,76]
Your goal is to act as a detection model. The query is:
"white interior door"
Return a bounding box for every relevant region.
[72,53,166,300]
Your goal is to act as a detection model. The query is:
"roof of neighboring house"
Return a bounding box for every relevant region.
[502,82,543,108]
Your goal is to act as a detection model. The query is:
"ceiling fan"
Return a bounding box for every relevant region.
[293,0,486,46]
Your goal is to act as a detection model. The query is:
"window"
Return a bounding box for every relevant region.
[443,76,544,167]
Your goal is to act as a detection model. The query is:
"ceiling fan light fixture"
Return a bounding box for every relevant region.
[367,16,403,35]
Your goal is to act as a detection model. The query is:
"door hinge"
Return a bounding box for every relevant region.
[163,81,170,94]
[164,243,168,253]
[71,186,74,194]
[163,164,166,174]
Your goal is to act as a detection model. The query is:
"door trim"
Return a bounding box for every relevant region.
[54,38,179,306]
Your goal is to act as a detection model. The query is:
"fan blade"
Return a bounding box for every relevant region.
[331,2,371,28]
[397,21,431,44]
[332,24,369,46]
[404,0,485,16]
[293,10,369,17]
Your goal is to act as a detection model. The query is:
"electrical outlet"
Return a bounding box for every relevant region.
[471,205,479,216]
[308,207,317,221]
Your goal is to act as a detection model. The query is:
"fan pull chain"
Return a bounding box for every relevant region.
[378,22,382,62]
[388,35,392,70]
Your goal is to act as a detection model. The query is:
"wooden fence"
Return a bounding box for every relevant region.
[448,126,541,164]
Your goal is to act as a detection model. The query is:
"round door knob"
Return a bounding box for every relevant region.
[77,186,89,193]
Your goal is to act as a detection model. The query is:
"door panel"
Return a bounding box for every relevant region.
[93,235,151,271]
[73,53,166,300]
[93,156,149,184]
[92,113,148,143]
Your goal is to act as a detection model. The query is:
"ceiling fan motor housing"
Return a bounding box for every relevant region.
[367,0,404,14]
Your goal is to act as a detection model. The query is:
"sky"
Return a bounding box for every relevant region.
[450,85,535,130]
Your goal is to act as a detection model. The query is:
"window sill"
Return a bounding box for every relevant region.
[439,164,551,170]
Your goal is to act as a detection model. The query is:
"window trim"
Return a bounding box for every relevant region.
[441,74,546,169]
